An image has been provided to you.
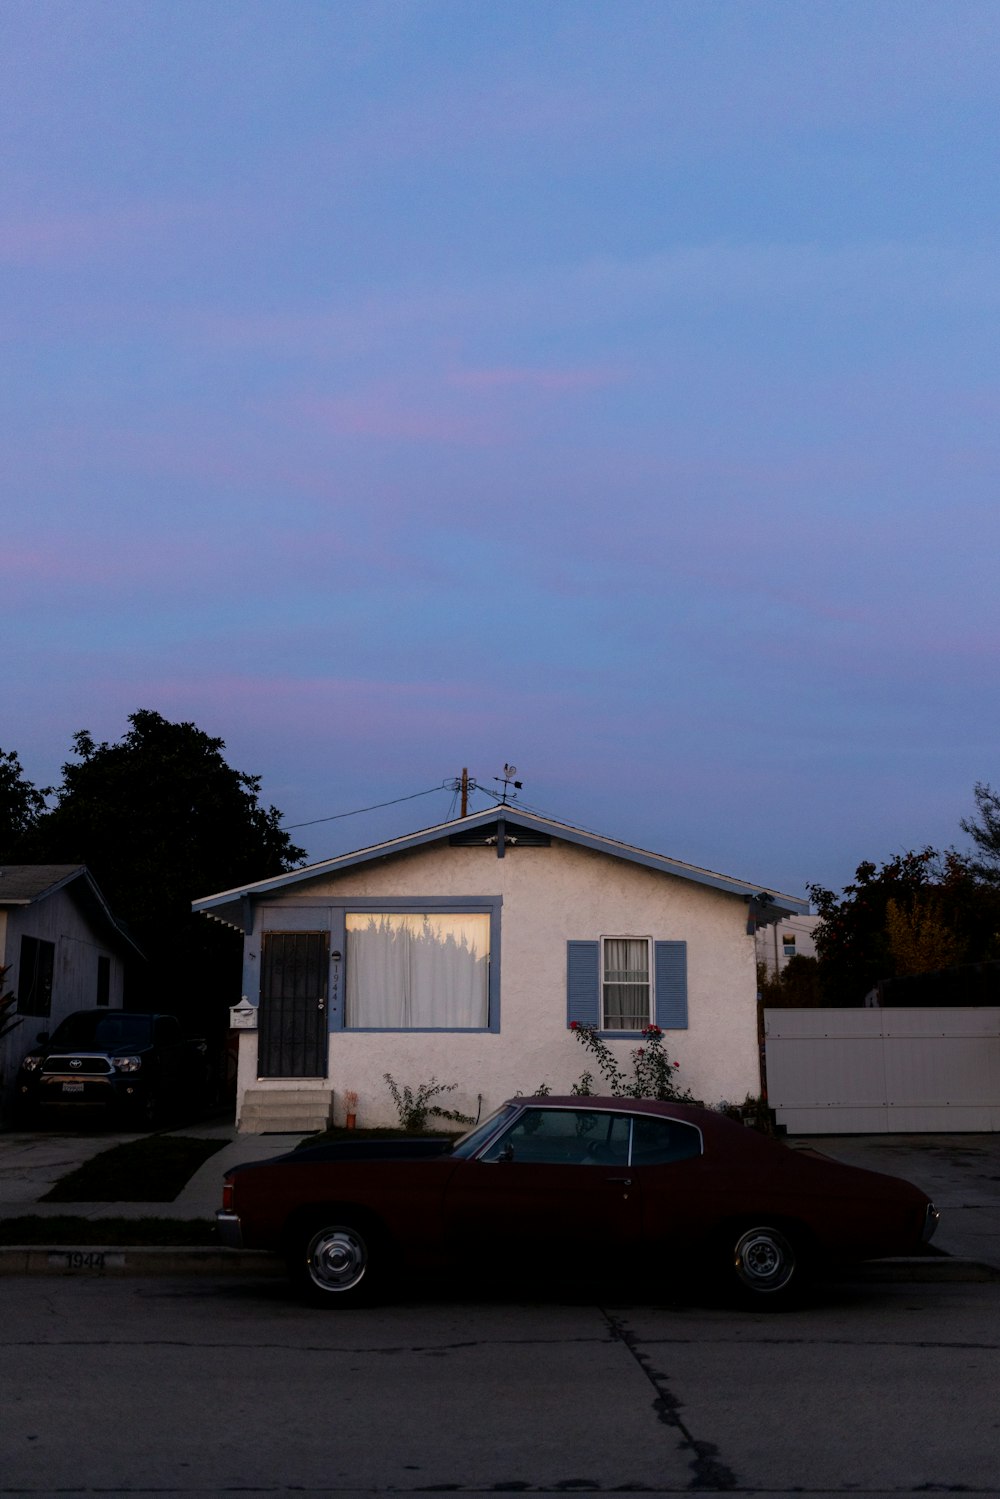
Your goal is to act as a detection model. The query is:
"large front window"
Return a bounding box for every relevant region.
[345,911,490,1029]
[602,937,651,1030]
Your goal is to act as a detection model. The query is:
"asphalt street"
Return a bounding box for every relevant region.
[2,1272,999,1497]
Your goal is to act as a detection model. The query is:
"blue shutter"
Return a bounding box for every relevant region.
[654,941,688,1029]
[566,941,600,1028]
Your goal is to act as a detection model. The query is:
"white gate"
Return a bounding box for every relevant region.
[764,1007,1000,1133]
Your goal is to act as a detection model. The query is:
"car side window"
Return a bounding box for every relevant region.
[629,1116,702,1165]
[479,1108,630,1166]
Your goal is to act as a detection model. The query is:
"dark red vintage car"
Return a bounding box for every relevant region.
[217,1097,939,1307]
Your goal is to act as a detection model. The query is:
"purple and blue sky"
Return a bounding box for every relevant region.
[4,1,999,897]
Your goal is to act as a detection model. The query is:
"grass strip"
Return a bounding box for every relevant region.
[0,1215,218,1246]
[41,1135,228,1203]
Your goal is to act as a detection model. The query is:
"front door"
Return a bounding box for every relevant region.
[258,931,329,1078]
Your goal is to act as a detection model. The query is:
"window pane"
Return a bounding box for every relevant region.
[345,912,489,1029]
[481,1108,629,1166]
[603,938,649,1029]
[17,936,54,1018]
[630,1116,702,1165]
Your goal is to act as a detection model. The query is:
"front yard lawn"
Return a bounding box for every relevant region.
[0,1215,218,1246]
[41,1135,228,1202]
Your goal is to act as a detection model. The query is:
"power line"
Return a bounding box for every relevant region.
[283,784,448,830]
[283,767,546,834]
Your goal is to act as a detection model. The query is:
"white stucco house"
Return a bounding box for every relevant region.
[0,865,142,1097]
[192,808,808,1133]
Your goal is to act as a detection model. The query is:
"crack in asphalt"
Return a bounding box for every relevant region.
[601,1308,739,1492]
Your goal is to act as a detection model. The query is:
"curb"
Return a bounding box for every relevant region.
[847,1256,1000,1284]
[0,1245,284,1277]
[0,1245,997,1282]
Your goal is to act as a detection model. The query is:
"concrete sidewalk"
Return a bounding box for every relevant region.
[0,1121,997,1280]
[0,1119,307,1222]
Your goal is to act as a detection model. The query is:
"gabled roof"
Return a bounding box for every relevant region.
[192,807,808,932]
[0,865,98,904]
[0,865,144,958]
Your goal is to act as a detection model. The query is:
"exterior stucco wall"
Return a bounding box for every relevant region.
[236,838,762,1129]
[0,892,126,1094]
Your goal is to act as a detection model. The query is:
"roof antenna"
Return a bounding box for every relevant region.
[494,763,523,806]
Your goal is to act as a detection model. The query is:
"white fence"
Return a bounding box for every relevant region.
[764,1007,1000,1134]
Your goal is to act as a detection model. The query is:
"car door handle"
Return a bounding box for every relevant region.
[608,1176,632,1186]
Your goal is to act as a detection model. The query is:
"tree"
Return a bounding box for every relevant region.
[809,848,1000,1005]
[961,782,1000,884]
[884,897,963,976]
[25,710,306,1034]
[756,954,822,1009]
[0,748,48,859]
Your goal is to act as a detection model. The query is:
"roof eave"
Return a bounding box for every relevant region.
[192,807,808,919]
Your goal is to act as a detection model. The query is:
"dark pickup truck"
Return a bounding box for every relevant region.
[13,1009,210,1128]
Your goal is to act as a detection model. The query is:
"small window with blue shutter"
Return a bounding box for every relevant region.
[567,937,688,1032]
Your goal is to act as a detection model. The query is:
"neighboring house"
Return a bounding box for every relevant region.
[0,865,142,1096]
[755,912,820,979]
[193,809,808,1133]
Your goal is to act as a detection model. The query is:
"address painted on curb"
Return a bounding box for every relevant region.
[47,1250,125,1272]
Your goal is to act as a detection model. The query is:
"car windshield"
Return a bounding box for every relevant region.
[48,1013,154,1049]
[449,1104,520,1159]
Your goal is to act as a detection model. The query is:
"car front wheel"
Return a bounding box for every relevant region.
[729,1223,802,1304]
[292,1217,381,1308]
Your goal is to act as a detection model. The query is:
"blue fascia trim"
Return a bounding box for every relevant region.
[339,1026,495,1034]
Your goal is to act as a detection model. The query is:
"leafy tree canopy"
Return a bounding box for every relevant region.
[22,710,306,1030]
[809,848,1000,1005]
[0,747,49,859]
[961,782,1000,884]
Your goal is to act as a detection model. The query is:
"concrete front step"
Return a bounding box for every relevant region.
[238,1089,333,1134]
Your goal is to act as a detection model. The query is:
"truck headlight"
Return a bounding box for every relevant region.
[113,1056,142,1073]
[20,1055,43,1072]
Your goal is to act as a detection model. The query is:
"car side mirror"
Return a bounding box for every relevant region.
[497,1143,514,1163]
[36,1031,49,1044]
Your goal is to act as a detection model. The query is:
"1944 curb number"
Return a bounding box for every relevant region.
[47,1250,125,1272]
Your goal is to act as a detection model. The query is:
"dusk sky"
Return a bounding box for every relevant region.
[4,1,999,899]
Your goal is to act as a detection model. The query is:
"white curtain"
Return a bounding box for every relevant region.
[345,913,490,1028]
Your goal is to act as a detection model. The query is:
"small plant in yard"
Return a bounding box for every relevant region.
[568,1022,694,1101]
[383,1073,474,1132]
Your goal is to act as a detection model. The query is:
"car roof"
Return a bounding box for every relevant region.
[503,1095,716,1125]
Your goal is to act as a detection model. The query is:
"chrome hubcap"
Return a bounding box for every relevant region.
[307,1227,367,1293]
[734,1227,794,1292]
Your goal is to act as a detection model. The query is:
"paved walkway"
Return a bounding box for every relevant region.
[0,1118,306,1221]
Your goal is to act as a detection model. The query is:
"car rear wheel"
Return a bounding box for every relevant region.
[727,1223,802,1305]
[291,1216,382,1308]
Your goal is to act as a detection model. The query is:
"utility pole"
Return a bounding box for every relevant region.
[460,767,469,817]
